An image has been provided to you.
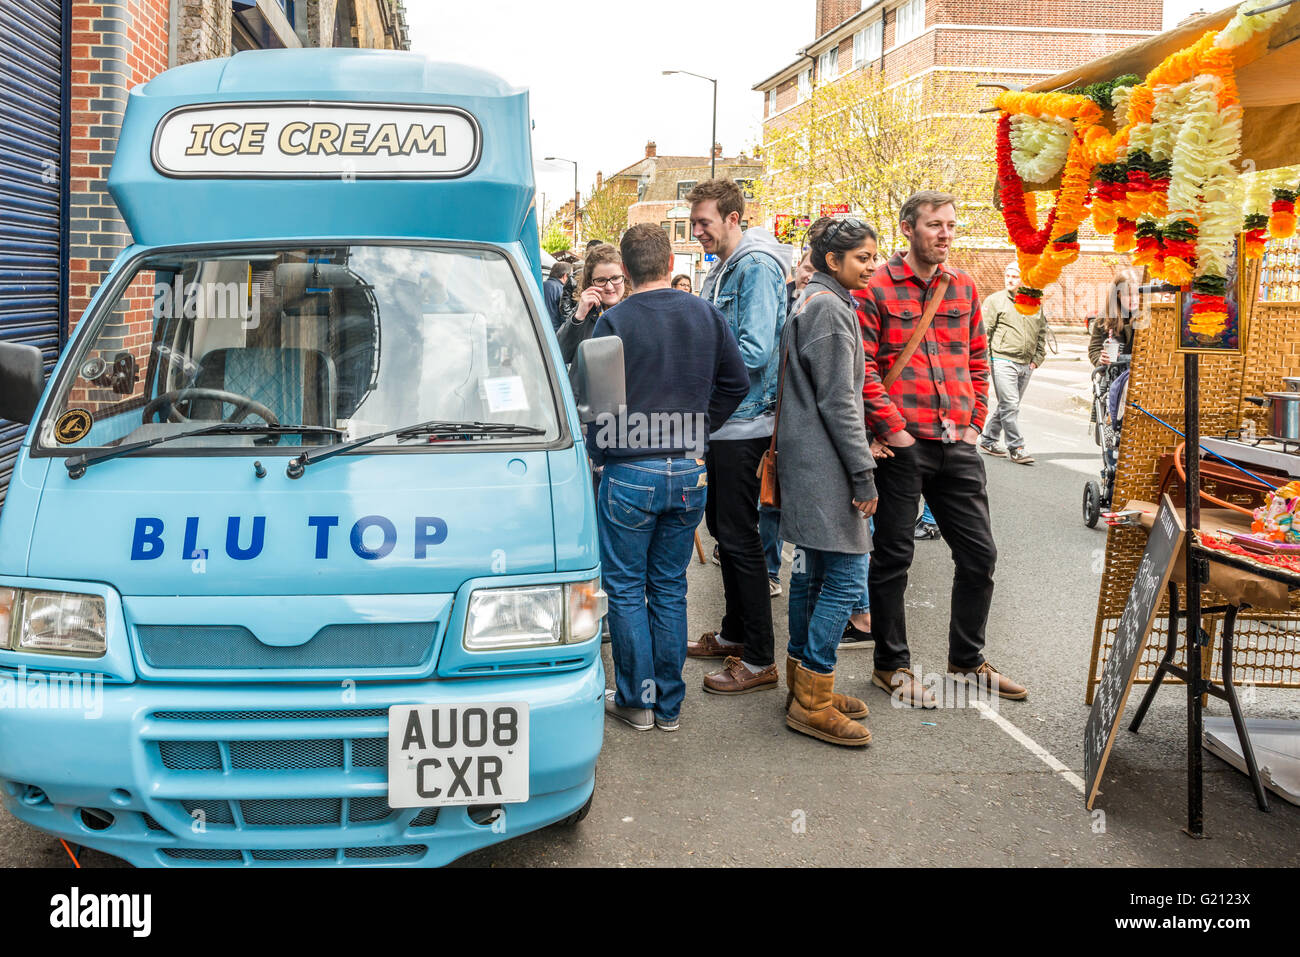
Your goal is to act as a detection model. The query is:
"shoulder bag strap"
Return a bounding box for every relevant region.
[880,272,951,391]
[768,289,835,455]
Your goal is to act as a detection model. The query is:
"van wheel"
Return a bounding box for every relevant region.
[558,791,593,827]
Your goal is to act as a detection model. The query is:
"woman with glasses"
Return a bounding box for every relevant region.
[557,243,627,364]
[671,274,693,293]
[778,216,880,747]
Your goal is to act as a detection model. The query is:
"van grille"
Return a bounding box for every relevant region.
[144,706,438,860]
[135,622,437,671]
[161,845,428,865]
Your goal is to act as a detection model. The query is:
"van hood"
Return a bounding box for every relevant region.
[25,450,556,596]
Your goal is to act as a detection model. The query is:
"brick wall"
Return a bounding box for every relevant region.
[928,0,1162,31]
[817,0,862,37]
[173,0,230,65]
[68,0,170,337]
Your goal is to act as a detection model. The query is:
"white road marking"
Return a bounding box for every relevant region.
[973,701,1086,793]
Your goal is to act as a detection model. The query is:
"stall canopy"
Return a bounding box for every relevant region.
[1024,2,1300,173]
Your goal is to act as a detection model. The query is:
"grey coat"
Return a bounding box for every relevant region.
[776,272,876,555]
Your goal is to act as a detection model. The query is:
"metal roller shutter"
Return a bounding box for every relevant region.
[0,0,66,508]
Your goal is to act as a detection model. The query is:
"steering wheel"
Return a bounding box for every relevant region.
[142,388,280,426]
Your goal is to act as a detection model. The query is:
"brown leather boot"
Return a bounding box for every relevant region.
[786,663,871,747]
[785,656,867,718]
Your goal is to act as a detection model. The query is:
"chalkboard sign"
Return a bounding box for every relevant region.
[1084,494,1186,809]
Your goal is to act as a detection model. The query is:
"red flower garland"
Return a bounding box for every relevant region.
[995,114,1057,256]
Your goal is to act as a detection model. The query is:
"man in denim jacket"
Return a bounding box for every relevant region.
[684,179,792,696]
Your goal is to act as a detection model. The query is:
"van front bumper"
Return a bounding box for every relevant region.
[0,660,603,867]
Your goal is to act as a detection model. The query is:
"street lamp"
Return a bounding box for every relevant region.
[545,156,579,249]
[662,70,718,180]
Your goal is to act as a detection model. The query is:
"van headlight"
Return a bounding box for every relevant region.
[0,588,107,657]
[463,580,607,651]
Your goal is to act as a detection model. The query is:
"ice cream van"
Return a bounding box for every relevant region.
[0,49,617,866]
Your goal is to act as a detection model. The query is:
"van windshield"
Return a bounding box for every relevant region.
[39,245,560,452]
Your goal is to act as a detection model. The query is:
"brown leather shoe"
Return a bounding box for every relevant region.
[703,656,778,695]
[871,667,937,709]
[787,664,871,747]
[687,630,744,659]
[785,656,867,718]
[947,661,1027,700]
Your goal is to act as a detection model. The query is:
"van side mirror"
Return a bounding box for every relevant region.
[569,336,625,424]
[0,342,44,424]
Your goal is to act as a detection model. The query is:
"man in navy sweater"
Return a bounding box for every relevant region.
[588,223,747,733]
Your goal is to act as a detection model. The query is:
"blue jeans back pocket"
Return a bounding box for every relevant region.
[606,476,656,530]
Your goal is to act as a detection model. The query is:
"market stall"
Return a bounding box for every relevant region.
[984,0,1300,834]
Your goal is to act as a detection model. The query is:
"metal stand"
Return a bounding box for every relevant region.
[1184,353,1204,836]
[1130,355,1272,837]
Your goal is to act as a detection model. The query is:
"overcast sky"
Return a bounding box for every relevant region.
[405,0,1215,222]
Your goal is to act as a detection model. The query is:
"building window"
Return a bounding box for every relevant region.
[818,46,839,83]
[676,180,697,201]
[661,222,672,235]
[735,178,756,199]
[740,220,749,231]
[768,87,777,116]
[797,68,811,102]
[853,20,883,67]
[674,220,688,242]
[895,0,924,45]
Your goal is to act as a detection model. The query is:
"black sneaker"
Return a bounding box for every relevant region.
[913,519,941,540]
[711,544,721,566]
[839,620,873,650]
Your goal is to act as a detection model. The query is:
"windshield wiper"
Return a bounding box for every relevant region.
[65,424,345,479]
[285,419,547,478]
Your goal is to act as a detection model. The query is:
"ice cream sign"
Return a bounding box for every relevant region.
[152,102,481,178]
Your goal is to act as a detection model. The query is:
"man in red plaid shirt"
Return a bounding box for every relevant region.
[854,190,1027,708]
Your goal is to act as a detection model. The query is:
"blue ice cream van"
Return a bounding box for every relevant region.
[0,49,613,866]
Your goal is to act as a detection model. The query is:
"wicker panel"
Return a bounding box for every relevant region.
[1087,302,1300,703]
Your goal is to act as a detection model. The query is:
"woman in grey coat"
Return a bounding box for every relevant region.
[777,216,880,747]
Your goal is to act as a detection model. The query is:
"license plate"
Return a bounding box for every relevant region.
[387,703,529,808]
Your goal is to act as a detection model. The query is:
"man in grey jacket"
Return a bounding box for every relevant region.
[683,178,791,696]
[979,262,1047,465]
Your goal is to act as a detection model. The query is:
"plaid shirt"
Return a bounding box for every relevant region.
[853,253,990,441]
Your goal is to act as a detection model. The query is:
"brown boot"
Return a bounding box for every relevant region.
[785,656,867,718]
[786,663,871,747]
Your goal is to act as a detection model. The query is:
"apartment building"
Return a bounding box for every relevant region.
[752,0,1163,318]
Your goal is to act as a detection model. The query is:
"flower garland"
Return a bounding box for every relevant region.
[990,0,1287,337]
[1008,114,1073,184]
[994,91,1101,314]
[1273,188,1298,240]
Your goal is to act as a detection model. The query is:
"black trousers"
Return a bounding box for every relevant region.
[704,436,774,667]
[868,438,996,671]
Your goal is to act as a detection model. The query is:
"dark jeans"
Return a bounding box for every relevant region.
[704,435,774,667]
[868,438,996,671]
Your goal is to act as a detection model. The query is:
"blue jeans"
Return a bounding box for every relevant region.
[597,457,708,721]
[759,504,782,580]
[920,501,935,525]
[788,546,869,674]
[809,518,871,616]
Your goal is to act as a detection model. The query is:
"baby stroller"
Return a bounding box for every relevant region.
[1083,354,1131,527]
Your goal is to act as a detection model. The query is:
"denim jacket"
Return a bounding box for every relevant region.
[701,227,789,423]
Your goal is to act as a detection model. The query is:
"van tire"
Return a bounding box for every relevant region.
[558,791,593,827]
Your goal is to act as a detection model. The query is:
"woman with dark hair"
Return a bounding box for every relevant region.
[777,216,880,747]
[671,274,693,293]
[556,243,627,364]
[1088,272,1142,366]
